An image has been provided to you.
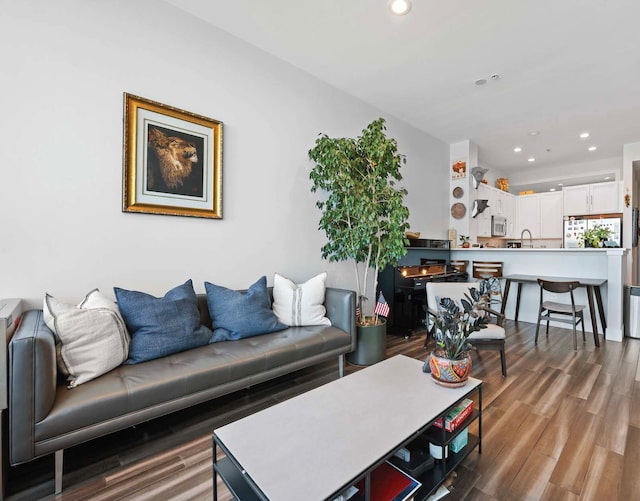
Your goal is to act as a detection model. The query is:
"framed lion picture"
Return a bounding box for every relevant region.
[122,93,223,218]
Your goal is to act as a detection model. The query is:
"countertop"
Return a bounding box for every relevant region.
[451,247,625,252]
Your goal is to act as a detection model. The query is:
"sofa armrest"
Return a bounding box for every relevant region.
[324,288,357,352]
[8,309,58,464]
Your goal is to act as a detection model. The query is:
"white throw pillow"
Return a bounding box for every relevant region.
[43,289,130,388]
[272,272,331,327]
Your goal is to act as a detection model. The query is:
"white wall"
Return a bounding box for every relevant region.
[0,1,449,308]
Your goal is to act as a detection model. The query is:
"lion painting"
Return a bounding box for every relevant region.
[148,127,199,190]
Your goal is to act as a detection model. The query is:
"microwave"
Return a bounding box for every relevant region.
[491,216,507,237]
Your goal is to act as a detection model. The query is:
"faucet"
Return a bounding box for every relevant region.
[520,229,533,248]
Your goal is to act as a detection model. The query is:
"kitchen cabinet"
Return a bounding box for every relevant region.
[591,182,621,213]
[473,184,493,237]
[473,184,517,238]
[562,181,621,215]
[517,194,541,239]
[503,193,518,238]
[539,191,563,238]
[517,192,564,240]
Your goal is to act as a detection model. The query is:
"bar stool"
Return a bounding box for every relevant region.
[472,261,503,279]
[450,260,468,273]
[535,279,586,350]
[472,261,503,308]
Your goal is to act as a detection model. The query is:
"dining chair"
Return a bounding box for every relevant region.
[535,279,586,350]
[425,281,507,377]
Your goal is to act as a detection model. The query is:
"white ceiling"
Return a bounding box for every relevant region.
[166,0,640,189]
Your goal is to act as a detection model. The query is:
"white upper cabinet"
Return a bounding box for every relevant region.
[473,184,493,237]
[563,181,621,215]
[503,193,518,238]
[517,194,541,238]
[539,191,563,238]
[517,192,563,240]
[562,185,590,215]
[590,181,621,214]
[473,184,517,238]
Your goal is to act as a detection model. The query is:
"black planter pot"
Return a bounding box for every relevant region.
[346,318,386,366]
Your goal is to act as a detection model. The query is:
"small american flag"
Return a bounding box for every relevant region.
[374,292,390,317]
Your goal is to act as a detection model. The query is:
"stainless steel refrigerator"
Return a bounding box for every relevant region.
[563,214,622,248]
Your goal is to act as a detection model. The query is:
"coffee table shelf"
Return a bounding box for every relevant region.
[214,456,262,501]
[422,408,480,445]
[413,434,479,499]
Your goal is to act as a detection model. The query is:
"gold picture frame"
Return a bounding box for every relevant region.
[123,93,223,219]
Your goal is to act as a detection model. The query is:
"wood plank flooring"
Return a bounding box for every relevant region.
[6,320,640,500]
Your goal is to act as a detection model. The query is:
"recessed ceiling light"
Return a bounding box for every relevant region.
[558,183,563,186]
[550,188,556,192]
[475,79,487,86]
[528,130,540,136]
[491,74,500,81]
[580,132,590,139]
[588,146,597,151]
[604,176,611,180]
[513,147,522,153]
[389,0,412,15]
[528,157,536,162]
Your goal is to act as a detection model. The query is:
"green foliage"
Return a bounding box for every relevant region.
[581,224,612,248]
[433,285,491,360]
[308,118,410,322]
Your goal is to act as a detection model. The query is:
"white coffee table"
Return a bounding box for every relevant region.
[213,354,482,500]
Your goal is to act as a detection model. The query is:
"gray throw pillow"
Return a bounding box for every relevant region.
[205,276,287,342]
[43,289,130,388]
[114,279,213,364]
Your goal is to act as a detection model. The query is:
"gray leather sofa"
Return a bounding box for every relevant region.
[8,288,356,493]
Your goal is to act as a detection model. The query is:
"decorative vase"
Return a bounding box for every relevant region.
[428,350,472,388]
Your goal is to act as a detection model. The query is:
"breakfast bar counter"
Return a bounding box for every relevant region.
[450,248,628,342]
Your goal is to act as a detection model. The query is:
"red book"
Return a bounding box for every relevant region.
[433,398,473,432]
[353,461,421,501]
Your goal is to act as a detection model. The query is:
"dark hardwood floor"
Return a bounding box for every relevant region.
[6,320,640,500]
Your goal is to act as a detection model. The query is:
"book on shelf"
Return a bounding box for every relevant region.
[353,460,421,501]
[432,398,473,432]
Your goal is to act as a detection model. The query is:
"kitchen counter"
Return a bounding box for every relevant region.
[452,247,614,252]
[451,247,627,341]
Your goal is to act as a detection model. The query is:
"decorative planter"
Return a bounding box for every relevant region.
[428,350,472,388]
[346,318,386,366]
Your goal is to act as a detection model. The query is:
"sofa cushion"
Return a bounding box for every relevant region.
[114,280,213,364]
[43,289,130,388]
[272,272,331,327]
[33,324,352,443]
[205,276,287,342]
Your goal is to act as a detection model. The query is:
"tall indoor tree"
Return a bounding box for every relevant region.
[309,118,410,326]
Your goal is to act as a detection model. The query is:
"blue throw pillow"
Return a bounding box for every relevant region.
[114,280,213,364]
[205,276,287,342]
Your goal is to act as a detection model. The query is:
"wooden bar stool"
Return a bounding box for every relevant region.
[450,260,468,273]
[473,261,503,309]
[472,261,503,279]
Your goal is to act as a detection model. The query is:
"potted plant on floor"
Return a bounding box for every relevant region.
[309,118,410,365]
[427,284,490,387]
